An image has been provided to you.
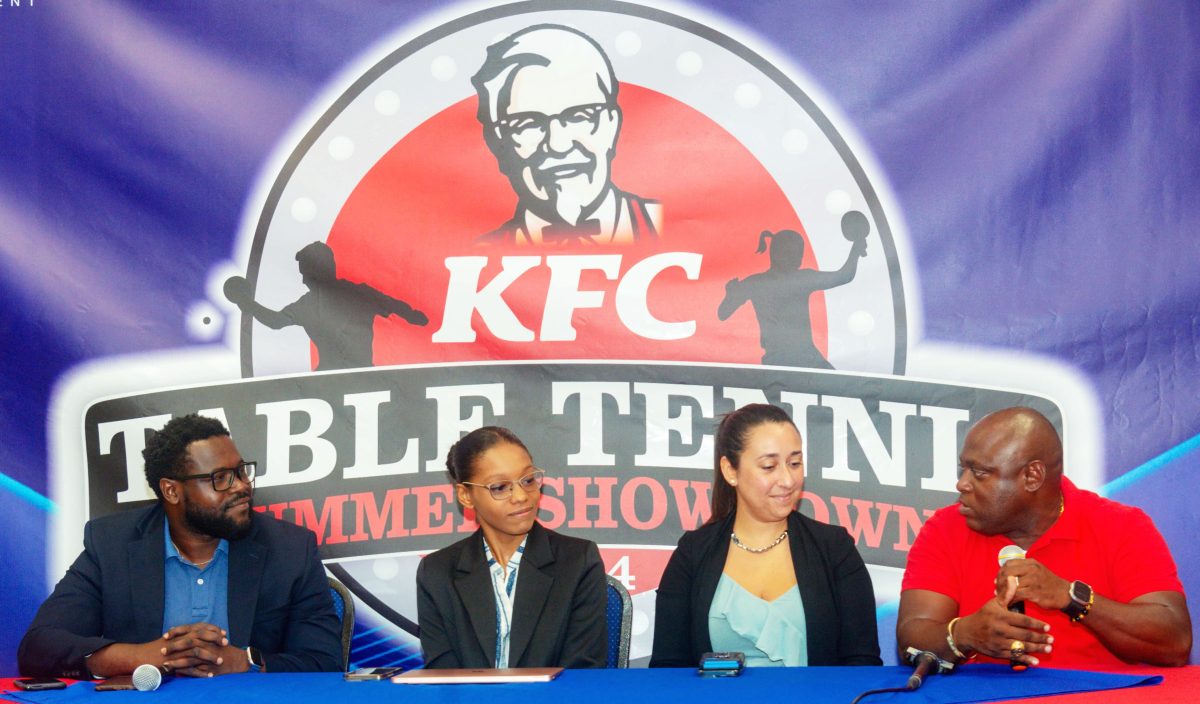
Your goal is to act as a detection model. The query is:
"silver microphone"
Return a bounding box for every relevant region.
[997,545,1026,614]
[997,544,1026,565]
[997,544,1030,672]
[131,664,171,692]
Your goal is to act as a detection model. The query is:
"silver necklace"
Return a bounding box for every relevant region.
[730,529,788,553]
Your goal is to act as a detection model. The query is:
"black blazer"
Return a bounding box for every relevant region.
[650,511,882,667]
[416,522,607,668]
[18,504,343,677]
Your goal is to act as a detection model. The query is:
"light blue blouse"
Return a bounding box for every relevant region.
[707,573,807,667]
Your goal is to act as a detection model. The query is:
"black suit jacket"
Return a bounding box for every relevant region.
[18,504,343,677]
[649,511,882,667]
[416,523,607,668]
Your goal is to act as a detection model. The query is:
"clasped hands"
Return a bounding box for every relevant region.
[954,558,1071,667]
[140,623,250,677]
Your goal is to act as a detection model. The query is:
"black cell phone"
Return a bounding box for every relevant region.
[15,678,67,691]
[344,666,400,681]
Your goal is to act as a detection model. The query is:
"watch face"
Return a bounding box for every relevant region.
[1071,581,1092,604]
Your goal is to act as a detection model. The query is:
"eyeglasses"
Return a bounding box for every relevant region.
[493,103,612,143]
[176,461,256,492]
[460,469,545,501]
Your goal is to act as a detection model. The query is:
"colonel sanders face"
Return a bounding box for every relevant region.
[475,26,622,226]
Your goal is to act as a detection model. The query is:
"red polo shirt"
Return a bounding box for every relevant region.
[902,477,1184,670]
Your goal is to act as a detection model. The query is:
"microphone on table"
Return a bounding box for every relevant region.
[849,648,955,704]
[903,647,953,690]
[997,545,1029,671]
[131,664,172,692]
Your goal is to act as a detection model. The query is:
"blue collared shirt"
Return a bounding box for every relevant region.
[162,517,230,633]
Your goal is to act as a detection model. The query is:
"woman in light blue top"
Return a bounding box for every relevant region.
[651,404,881,667]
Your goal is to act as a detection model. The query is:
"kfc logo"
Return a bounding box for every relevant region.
[236,3,908,377]
[474,25,661,246]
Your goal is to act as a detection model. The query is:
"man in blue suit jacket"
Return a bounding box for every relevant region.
[18,414,342,678]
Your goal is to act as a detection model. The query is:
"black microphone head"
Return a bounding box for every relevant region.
[131,664,164,692]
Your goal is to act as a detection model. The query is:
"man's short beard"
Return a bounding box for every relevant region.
[184,493,253,541]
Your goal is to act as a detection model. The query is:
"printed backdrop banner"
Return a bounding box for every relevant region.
[2,1,1198,672]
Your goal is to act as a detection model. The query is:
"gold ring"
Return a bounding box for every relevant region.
[1011,640,1026,655]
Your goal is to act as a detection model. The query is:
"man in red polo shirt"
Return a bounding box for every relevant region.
[897,407,1192,669]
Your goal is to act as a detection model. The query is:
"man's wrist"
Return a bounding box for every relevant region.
[85,642,144,679]
[1052,576,1073,610]
[946,617,975,661]
[84,643,115,679]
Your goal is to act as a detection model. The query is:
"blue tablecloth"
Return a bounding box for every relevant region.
[1,666,1162,704]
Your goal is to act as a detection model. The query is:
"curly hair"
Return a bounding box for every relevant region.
[142,414,230,499]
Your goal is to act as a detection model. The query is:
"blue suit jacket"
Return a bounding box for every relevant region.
[18,504,342,677]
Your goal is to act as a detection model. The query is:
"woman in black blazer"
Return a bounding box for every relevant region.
[650,404,881,667]
[416,426,607,669]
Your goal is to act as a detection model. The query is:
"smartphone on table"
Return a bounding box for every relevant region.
[344,667,400,681]
[697,651,746,677]
[15,678,68,691]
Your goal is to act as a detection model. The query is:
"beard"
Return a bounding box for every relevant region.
[183,491,254,541]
